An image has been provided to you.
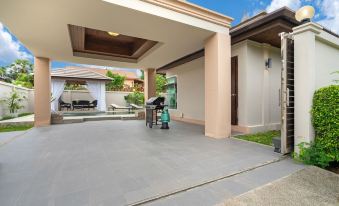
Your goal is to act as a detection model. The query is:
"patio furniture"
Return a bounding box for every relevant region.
[110,104,132,113]
[59,99,71,111]
[130,103,143,110]
[88,100,98,109]
[72,100,94,110]
[145,97,165,128]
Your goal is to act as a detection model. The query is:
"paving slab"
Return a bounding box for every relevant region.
[220,166,339,206]
[0,120,292,206]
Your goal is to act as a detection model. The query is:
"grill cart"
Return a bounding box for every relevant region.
[145,97,165,128]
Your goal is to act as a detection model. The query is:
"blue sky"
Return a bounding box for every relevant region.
[0,0,338,71]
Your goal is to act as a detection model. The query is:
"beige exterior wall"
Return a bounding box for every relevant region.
[0,82,34,118]
[166,57,205,122]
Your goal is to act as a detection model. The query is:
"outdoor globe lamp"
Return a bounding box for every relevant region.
[295,6,315,24]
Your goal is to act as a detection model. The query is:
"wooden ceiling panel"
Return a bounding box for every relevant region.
[68,25,158,62]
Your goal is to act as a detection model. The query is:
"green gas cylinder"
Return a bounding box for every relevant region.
[161,107,170,129]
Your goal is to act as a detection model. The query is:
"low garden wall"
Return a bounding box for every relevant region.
[0,81,34,118]
[0,82,135,118]
[61,90,133,108]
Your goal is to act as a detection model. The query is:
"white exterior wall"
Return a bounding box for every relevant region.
[164,40,281,133]
[315,39,339,88]
[232,40,281,133]
[293,23,339,151]
[166,58,205,122]
[0,82,34,118]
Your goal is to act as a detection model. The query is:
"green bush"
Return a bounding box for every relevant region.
[296,85,339,168]
[124,91,144,106]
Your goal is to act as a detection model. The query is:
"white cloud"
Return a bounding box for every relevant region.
[266,0,302,12]
[0,22,32,66]
[317,0,339,33]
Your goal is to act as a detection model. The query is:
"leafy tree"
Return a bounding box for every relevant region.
[12,73,34,88]
[156,74,167,95]
[106,70,126,91]
[7,59,33,80]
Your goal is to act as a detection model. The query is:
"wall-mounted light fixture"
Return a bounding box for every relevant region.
[295,6,315,24]
[265,58,272,69]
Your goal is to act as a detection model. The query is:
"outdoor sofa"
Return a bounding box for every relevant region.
[72,100,97,110]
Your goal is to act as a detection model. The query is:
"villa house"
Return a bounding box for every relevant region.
[158,7,300,134]
[0,0,338,154]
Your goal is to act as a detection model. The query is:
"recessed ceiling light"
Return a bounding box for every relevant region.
[108,32,119,37]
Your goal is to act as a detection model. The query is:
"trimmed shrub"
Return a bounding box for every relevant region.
[297,85,339,167]
[124,91,144,106]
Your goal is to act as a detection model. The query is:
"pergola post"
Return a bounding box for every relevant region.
[34,57,51,127]
[144,68,156,101]
[204,33,231,138]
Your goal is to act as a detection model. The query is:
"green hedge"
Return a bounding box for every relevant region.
[297,85,339,167]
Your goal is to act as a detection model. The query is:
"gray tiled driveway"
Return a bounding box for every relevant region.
[0,120,302,206]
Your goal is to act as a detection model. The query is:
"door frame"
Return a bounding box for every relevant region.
[231,56,238,125]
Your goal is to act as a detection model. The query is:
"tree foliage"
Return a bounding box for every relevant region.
[106,71,126,91]
[156,74,167,95]
[296,85,339,168]
[12,73,34,88]
[7,59,33,80]
[124,91,144,106]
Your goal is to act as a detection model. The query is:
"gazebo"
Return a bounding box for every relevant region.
[50,68,112,112]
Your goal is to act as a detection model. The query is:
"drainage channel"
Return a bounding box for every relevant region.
[127,155,287,206]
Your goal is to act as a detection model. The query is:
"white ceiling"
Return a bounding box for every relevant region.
[0,0,228,69]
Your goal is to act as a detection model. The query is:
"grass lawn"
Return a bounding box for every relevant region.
[0,125,33,133]
[235,130,280,146]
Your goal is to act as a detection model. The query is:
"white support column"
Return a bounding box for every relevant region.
[293,23,322,152]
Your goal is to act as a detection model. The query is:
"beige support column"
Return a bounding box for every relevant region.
[144,68,156,101]
[204,32,231,138]
[34,57,51,127]
[293,23,322,152]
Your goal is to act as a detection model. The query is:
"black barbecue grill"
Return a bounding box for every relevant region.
[145,97,165,128]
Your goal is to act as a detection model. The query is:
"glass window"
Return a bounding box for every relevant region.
[166,76,177,109]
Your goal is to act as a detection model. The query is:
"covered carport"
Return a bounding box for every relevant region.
[0,0,233,138]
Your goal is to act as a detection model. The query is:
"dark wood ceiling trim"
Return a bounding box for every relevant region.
[68,25,158,63]
[131,41,158,58]
[157,49,204,73]
[68,25,85,51]
[231,19,294,45]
